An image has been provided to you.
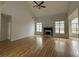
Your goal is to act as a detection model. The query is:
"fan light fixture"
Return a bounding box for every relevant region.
[33,1,46,9]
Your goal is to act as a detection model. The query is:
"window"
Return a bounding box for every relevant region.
[36,22,42,32]
[55,21,64,34]
[72,18,79,34]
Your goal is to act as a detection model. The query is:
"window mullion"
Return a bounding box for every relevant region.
[76,23,77,34]
[59,22,60,33]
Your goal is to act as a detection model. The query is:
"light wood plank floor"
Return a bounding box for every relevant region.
[0,35,79,57]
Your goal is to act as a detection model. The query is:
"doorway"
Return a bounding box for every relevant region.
[1,14,12,41]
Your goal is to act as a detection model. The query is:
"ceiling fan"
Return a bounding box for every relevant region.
[33,1,46,9]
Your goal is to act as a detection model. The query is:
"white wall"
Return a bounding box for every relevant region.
[68,2,79,15]
[68,2,79,38]
[35,13,69,38]
[68,8,78,37]
[52,13,68,38]
[35,15,52,28]
[0,2,35,41]
[0,12,1,41]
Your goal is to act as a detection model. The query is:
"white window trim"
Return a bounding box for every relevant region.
[55,21,65,34]
[72,18,78,34]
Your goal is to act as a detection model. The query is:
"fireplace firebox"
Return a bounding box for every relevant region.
[43,27,53,36]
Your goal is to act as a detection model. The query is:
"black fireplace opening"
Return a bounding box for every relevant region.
[43,27,53,36]
[45,32,51,35]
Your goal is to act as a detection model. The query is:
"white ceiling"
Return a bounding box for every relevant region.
[0,1,5,6]
[28,1,69,17]
[0,1,69,17]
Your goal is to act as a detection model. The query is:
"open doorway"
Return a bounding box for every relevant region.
[1,14,12,41]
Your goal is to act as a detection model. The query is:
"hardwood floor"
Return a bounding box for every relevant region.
[0,35,79,57]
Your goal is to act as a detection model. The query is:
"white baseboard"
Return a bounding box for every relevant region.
[10,34,34,41]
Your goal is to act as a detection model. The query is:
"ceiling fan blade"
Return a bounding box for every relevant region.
[33,1,46,9]
[41,6,46,8]
[33,5,36,8]
[39,1,44,6]
[33,1,39,6]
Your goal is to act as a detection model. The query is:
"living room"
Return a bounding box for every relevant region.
[0,1,79,57]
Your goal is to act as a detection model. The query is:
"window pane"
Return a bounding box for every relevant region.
[55,22,59,33]
[72,24,76,33]
[77,24,79,34]
[56,21,60,24]
[55,28,59,33]
[72,18,78,34]
[60,24,64,28]
[72,28,76,33]
[55,21,64,34]
[72,18,78,23]
[60,23,64,33]
[36,22,42,32]
[60,28,64,33]
[39,26,42,32]
[55,24,59,28]
[60,21,64,24]
[36,25,39,32]
[72,23,76,27]
[72,18,79,34]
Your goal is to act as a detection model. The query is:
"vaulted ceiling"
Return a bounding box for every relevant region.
[0,1,5,6]
[0,1,70,17]
[28,1,70,17]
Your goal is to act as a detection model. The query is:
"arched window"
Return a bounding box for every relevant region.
[72,18,79,34]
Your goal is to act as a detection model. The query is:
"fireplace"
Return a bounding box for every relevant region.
[43,27,53,36]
